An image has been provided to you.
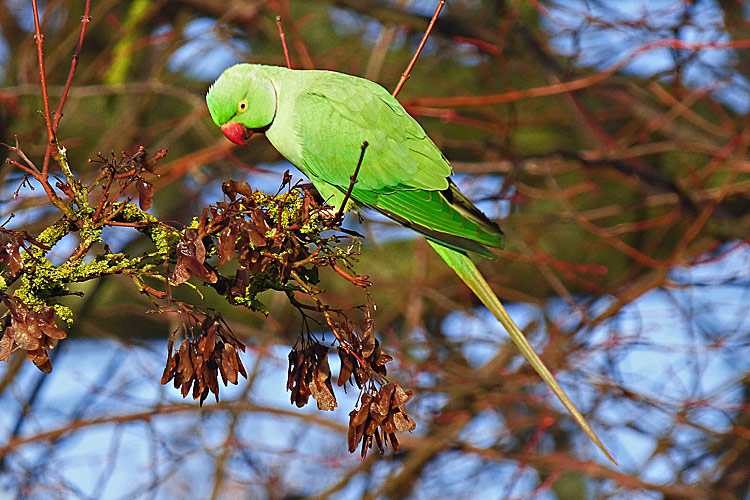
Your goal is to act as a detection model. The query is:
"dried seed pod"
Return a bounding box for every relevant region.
[4,240,22,276]
[28,349,52,374]
[309,344,337,411]
[247,228,267,248]
[136,179,153,210]
[218,225,237,264]
[222,180,253,198]
[0,332,13,363]
[160,340,176,385]
[337,347,355,387]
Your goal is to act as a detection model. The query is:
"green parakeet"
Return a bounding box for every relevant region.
[206,64,614,463]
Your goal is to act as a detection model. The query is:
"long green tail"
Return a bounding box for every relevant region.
[428,241,616,464]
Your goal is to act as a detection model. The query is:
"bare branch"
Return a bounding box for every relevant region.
[392,0,445,98]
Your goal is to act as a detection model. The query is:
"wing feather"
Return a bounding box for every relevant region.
[291,71,503,254]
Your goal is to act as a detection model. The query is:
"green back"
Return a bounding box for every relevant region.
[268,68,504,255]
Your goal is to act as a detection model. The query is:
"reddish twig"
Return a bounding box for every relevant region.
[405,37,750,108]
[5,159,37,177]
[269,0,314,69]
[32,0,92,175]
[5,137,40,174]
[276,16,293,69]
[392,0,445,98]
[51,1,92,137]
[30,0,55,176]
[334,141,368,222]
[329,260,372,288]
[5,140,70,214]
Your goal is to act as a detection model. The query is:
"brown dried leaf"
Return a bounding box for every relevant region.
[197,323,216,358]
[192,353,205,377]
[353,366,369,387]
[310,372,337,410]
[204,361,219,401]
[295,376,311,408]
[181,377,192,398]
[222,344,238,384]
[392,384,414,408]
[374,428,384,455]
[192,368,203,400]
[337,348,354,387]
[171,256,192,285]
[6,241,22,276]
[236,353,247,379]
[0,331,13,362]
[185,229,205,262]
[160,339,175,384]
[281,169,293,188]
[223,179,253,198]
[24,311,43,339]
[375,352,393,367]
[352,403,371,427]
[28,349,52,373]
[309,347,337,411]
[372,384,395,420]
[176,231,217,283]
[178,340,194,382]
[390,433,400,454]
[218,225,237,264]
[214,345,228,386]
[361,434,372,459]
[381,416,396,435]
[392,410,416,432]
[247,229,267,248]
[361,317,376,357]
[197,208,209,235]
[136,179,154,211]
[13,325,40,351]
[287,349,299,390]
[347,409,363,453]
[250,208,268,230]
[39,321,66,340]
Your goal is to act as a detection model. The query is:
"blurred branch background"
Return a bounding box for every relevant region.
[1,0,750,498]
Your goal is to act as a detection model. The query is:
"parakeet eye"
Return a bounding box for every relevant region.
[238,100,248,112]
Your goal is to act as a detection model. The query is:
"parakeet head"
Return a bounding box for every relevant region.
[206,64,277,145]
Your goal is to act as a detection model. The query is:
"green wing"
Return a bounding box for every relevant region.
[293,73,503,255]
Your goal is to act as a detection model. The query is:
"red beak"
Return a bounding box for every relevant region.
[220,121,253,145]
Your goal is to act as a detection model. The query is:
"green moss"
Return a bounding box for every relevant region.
[116,202,178,254]
[53,304,74,326]
[35,219,75,251]
[233,271,298,315]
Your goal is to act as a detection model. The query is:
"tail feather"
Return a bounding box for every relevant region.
[428,241,616,464]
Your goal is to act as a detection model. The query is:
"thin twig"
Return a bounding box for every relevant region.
[329,259,372,287]
[334,141,368,222]
[8,137,40,173]
[5,160,37,177]
[290,270,384,384]
[276,16,293,69]
[30,0,55,176]
[269,0,314,69]
[392,0,445,98]
[51,0,92,137]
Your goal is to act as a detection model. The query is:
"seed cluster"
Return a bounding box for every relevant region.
[160,313,247,405]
